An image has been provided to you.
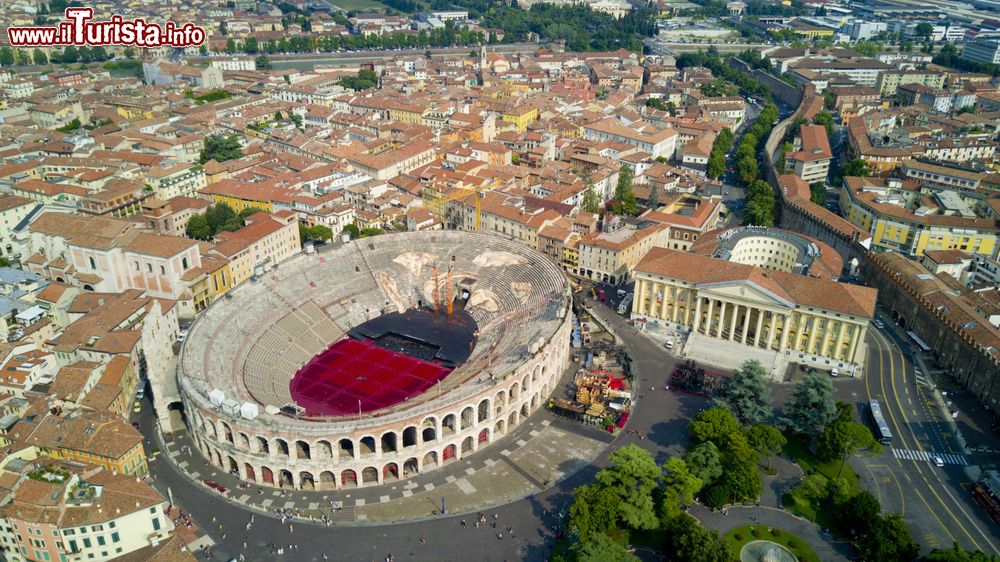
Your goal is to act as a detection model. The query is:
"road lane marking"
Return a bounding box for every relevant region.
[870,331,957,545]
[872,330,989,552]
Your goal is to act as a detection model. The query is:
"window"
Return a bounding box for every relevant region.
[133,261,139,271]
[147,263,152,273]
[82,537,91,548]
[182,257,189,269]
[151,518,160,532]
[88,257,95,269]
[110,533,119,543]
[96,536,105,546]
[159,265,165,275]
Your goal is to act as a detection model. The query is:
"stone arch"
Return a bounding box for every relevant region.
[276,438,290,458]
[244,463,256,482]
[442,413,457,436]
[403,426,418,448]
[494,391,506,415]
[477,399,490,423]
[461,435,475,455]
[421,416,437,442]
[295,440,311,460]
[508,411,518,428]
[494,419,505,436]
[317,440,334,459]
[478,428,489,445]
[520,402,529,418]
[359,436,376,457]
[530,393,539,410]
[461,406,475,430]
[510,383,520,401]
[262,466,274,485]
[422,450,438,469]
[442,444,457,463]
[380,431,398,453]
[256,436,270,455]
[239,432,251,450]
[362,466,379,486]
[205,421,218,439]
[532,364,541,385]
[319,471,336,490]
[338,438,354,459]
[299,471,315,490]
[403,457,419,476]
[383,462,399,482]
[341,469,358,488]
[212,449,222,467]
[221,422,235,445]
[521,375,529,393]
[226,455,238,475]
[278,469,293,488]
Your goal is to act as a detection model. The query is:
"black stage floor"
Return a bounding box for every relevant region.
[348,307,477,366]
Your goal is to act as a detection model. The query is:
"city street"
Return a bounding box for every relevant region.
[850,313,1000,554]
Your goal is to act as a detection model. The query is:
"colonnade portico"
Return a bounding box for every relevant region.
[633,276,868,364]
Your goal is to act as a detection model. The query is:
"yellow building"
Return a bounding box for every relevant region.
[12,411,149,477]
[200,178,276,213]
[501,105,539,132]
[632,248,876,365]
[840,176,1000,257]
[388,103,426,124]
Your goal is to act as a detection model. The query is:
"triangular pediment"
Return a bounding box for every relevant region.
[697,280,795,309]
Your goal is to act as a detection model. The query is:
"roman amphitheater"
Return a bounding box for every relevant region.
[178,231,572,490]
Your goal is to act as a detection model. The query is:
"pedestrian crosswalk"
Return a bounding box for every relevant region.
[891,448,968,466]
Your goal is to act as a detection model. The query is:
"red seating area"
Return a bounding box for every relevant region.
[289,338,452,416]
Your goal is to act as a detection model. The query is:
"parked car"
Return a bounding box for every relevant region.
[933,456,944,467]
[830,368,839,377]
[874,318,885,329]
[133,402,141,413]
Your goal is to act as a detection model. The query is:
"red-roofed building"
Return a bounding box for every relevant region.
[784,124,832,183]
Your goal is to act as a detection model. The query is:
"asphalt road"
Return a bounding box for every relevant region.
[852,312,1000,554]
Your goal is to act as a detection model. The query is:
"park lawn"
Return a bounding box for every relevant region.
[723,525,821,562]
[783,437,861,492]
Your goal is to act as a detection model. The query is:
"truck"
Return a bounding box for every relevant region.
[618,294,632,315]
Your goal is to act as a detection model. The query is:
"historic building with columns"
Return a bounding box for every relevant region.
[631,234,877,369]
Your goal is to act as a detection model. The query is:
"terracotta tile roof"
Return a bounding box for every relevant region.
[636,247,877,318]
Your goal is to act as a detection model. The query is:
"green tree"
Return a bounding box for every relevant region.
[567,483,619,543]
[511,153,521,165]
[645,97,666,111]
[255,54,272,70]
[661,457,702,516]
[61,45,79,64]
[684,442,723,485]
[199,134,243,164]
[666,101,677,116]
[124,46,136,59]
[820,402,882,481]
[794,473,829,503]
[707,151,725,180]
[915,22,934,39]
[810,182,826,205]
[307,225,333,242]
[569,532,635,562]
[689,407,744,449]
[746,423,786,470]
[582,182,601,214]
[238,206,263,219]
[593,444,661,531]
[244,37,259,54]
[342,223,360,239]
[781,372,838,437]
[205,203,240,234]
[32,48,47,65]
[840,158,870,178]
[855,514,919,562]
[813,111,834,136]
[719,442,762,501]
[0,47,13,67]
[613,164,637,216]
[662,513,735,562]
[839,490,881,536]
[712,359,772,426]
[186,214,212,239]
